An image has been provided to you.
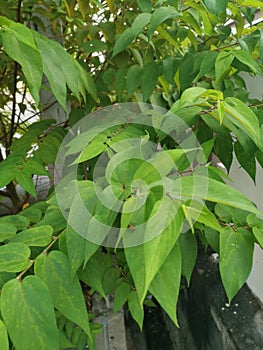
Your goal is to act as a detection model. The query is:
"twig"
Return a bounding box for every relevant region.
[16,230,66,282]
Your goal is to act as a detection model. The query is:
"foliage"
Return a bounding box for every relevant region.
[0,0,263,348]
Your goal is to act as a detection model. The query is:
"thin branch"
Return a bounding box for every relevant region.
[16,231,65,282]
[8,0,23,149]
[0,190,11,198]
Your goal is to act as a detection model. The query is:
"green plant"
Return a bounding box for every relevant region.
[1,0,263,349]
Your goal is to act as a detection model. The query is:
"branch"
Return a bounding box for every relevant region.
[8,0,23,149]
[16,231,65,282]
[0,190,11,198]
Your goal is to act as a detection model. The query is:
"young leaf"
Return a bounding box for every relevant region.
[1,276,59,350]
[34,251,92,341]
[149,242,181,326]
[0,243,31,272]
[220,227,254,303]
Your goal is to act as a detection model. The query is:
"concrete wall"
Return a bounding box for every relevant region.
[229,73,263,302]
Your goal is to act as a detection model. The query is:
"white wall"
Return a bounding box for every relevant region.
[229,73,263,302]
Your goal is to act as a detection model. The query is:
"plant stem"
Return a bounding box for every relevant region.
[16,230,66,282]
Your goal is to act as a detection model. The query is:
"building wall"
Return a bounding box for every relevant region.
[229,73,263,302]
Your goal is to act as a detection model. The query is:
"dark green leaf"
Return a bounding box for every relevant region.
[137,0,152,13]
[15,169,37,198]
[142,61,161,101]
[148,7,181,36]
[201,0,228,15]
[126,65,143,97]
[179,231,197,286]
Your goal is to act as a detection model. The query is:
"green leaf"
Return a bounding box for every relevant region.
[127,291,144,330]
[215,203,250,227]
[33,34,67,110]
[66,226,98,275]
[220,227,254,303]
[205,228,219,252]
[0,243,30,272]
[0,223,16,242]
[214,132,233,171]
[0,160,17,187]
[132,13,151,36]
[9,225,53,247]
[163,56,179,84]
[79,250,119,298]
[201,0,228,15]
[19,206,43,223]
[35,205,66,232]
[147,7,181,36]
[124,201,184,303]
[81,40,107,53]
[215,51,233,82]
[252,227,263,249]
[0,320,9,350]
[178,231,197,286]
[149,242,181,326]
[15,169,37,198]
[112,28,135,58]
[0,18,42,105]
[35,251,92,341]
[233,50,261,75]
[174,175,262,216]
[137,0,152,13]
[0,272,16,289]
[223,97,262,148]
[234,141,256,182]
[126,65,143,97]
[114,283,131,313]
[1,276,59,350]
[0,215,30,230]
[142,61,161,101]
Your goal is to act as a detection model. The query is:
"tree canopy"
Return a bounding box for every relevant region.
[1,0,263,349]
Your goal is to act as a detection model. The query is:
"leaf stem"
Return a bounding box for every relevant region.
[16,230,66,282]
